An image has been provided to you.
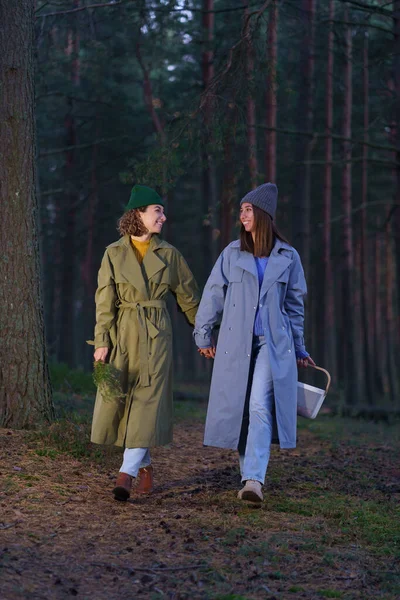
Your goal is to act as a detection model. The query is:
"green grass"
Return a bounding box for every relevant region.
[28,415,113,461]
[270,491,400,557]
[299,414,400,446]
[49,362,96,395]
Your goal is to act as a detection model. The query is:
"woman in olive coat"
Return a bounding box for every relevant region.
[92,185,200,501]
[194,183,315,503]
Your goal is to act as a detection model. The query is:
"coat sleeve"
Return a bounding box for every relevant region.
[170,252,201,326]
[284,250,308,357]
[193,250,229,348]
[94,250,118,349]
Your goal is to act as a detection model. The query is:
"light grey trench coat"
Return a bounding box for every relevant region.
[193,239,308,450]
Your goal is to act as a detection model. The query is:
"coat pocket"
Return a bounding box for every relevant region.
[228,267,244,283]
[276,268,290,285]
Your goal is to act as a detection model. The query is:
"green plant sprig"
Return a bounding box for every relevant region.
[92,361,126,403]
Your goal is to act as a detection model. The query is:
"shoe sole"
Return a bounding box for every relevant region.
[240,490,263,503]
[112,486,130,501]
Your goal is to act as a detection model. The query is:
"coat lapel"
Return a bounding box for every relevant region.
[260,240,292,300]
[142,236,168,281]
[236,251,258,279]
[117,235,149,298]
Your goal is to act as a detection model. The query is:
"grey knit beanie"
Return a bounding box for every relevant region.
[240,183,278,219]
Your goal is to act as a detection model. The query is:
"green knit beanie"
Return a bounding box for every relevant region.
[124,185,164,212]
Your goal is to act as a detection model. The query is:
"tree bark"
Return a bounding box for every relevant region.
[360,30,374,404]
[220,108,237,250]
[322,0,336,380]
[393,2,400,328]
[0,0,54,427]
[243,2,258,188]
[385,214,399,404]
[291,0,316,276]
[265,0,278,183]
[202,0,218,275]
[341,3,362,405]
[59,1,80,367]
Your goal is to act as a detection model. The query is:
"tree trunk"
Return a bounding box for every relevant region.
[360,30,374,405]
[220,109,237,250]
[385,214,399,404]
[341,3,359,405]
[373,224,388,397]
[0,0,54,427]
[265,0,278,183]
[59,1,80,367]
[243,2,258,188]
[322,0,336,380]
[202,0,218,276]
[291,0,316,276]
[393,2,400,331]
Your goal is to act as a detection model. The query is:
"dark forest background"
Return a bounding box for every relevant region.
[34,0,400,414]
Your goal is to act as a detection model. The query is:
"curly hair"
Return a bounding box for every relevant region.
[117,206,148,237]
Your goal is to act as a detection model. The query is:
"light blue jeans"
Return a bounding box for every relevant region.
[238,336,274,484]
[120,448,151,478]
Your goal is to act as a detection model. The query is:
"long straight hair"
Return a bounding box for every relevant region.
[240,205,289,257]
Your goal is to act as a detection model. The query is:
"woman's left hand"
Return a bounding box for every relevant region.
[198,347,216,359]
[297,355,316,368]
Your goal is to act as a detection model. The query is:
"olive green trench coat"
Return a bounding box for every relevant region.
[91,234,200,448]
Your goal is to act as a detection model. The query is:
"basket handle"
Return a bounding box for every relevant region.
[307,364,331,395]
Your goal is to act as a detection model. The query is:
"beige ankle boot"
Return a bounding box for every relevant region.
[238,480,263,503]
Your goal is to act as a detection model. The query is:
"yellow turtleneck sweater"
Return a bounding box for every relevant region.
[130,237,151,264]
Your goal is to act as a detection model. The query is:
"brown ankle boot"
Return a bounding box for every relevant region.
[136,465,154,494]
[112,472,132,501]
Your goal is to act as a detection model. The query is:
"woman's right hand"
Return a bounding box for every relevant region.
[198,347,216,359]
[94,347,109,363]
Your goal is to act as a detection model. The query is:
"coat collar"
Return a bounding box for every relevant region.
[260,239,293,300]
[235,238,293,299]
[142,235,168,280]
[115,235,168,296]
[236,250,258,278]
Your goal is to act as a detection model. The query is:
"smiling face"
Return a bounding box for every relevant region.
[138,204,167,234]
[239,202,255,234]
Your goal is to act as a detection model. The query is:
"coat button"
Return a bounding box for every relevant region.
[282,326,285,330]
[247,354,250,357]
[229,327,232,331]
[225,351,228,354]
[288,349,292,353]
[253,306,256,310]
[259,304,263,307]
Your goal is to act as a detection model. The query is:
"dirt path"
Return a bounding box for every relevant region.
[0,415,399,600]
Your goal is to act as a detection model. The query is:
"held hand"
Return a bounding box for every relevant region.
[198,347,216,359]
[94,347,109,363]
[297,355,316,368]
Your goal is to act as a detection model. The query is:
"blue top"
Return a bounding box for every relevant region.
[254,257,269,336]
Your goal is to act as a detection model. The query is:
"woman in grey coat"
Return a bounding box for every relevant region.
[194,183,315,503]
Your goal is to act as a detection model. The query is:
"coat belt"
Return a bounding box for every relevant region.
[116,300,167,388]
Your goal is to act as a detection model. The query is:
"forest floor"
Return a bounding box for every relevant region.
[0,391,399,600]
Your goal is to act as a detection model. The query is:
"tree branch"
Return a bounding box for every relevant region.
[35,1,129,18]
[35,2,255,18]
[257,125,398,153]
[335,0,393,18]
[38,134,130,157]
[318,201,400,228]
[322,18,393,36]
[200,0,272,110]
